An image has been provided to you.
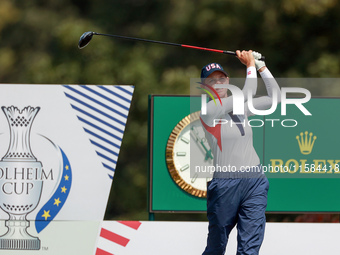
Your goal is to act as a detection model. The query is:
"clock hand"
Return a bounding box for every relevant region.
[190,127,213,160]
[201,141,213,160]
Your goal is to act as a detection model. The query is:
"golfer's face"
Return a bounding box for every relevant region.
[205,71,229,98]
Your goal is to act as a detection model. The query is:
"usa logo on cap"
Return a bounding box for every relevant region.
[201,63,228,79]
[205,63,222,71]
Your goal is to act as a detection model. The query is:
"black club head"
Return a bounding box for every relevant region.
[78,31,94,49]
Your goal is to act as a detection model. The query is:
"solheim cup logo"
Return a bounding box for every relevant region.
[0,106,42,250]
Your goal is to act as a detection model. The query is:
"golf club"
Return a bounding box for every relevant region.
[78,31,265,60]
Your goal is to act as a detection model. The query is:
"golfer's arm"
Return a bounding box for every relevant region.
[247,68,280,114]
[259,68,280,101]
[242,66,257,99]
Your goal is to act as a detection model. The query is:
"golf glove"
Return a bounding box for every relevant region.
[252,51,266,71]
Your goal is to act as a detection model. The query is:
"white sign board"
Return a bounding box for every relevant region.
[0,84,134,251]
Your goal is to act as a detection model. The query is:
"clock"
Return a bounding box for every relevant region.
[166,111,213,198]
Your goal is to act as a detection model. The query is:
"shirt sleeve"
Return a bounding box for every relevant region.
[246,68,281,116]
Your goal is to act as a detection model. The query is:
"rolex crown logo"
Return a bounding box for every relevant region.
[296,131,317,155]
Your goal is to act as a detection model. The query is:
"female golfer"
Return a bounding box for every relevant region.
[200,50,280,255]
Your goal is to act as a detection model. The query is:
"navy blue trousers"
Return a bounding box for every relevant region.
[202,176,269,255]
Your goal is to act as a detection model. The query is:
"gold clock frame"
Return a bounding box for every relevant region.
[165,111,207,198]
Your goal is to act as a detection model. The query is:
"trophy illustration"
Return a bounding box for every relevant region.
[0,106,43,250]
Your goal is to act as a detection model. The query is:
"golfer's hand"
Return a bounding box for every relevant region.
[236,50,255,68]
[252,51,266,71]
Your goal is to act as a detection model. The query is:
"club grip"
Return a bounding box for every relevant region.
[223,50,265,61]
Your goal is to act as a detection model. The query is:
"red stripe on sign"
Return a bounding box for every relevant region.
[117,221,142,230]
[96,248,114,255]
[100,228,130,247]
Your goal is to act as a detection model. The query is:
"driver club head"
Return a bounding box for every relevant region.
[78,31,94,49]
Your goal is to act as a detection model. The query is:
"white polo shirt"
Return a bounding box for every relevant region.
[200,67,279,172]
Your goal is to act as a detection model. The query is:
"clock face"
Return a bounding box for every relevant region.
[166,111,213,198]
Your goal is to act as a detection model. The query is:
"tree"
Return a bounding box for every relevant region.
[1,0,340,221]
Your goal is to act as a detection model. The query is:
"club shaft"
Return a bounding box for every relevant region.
[94,33,243,58]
